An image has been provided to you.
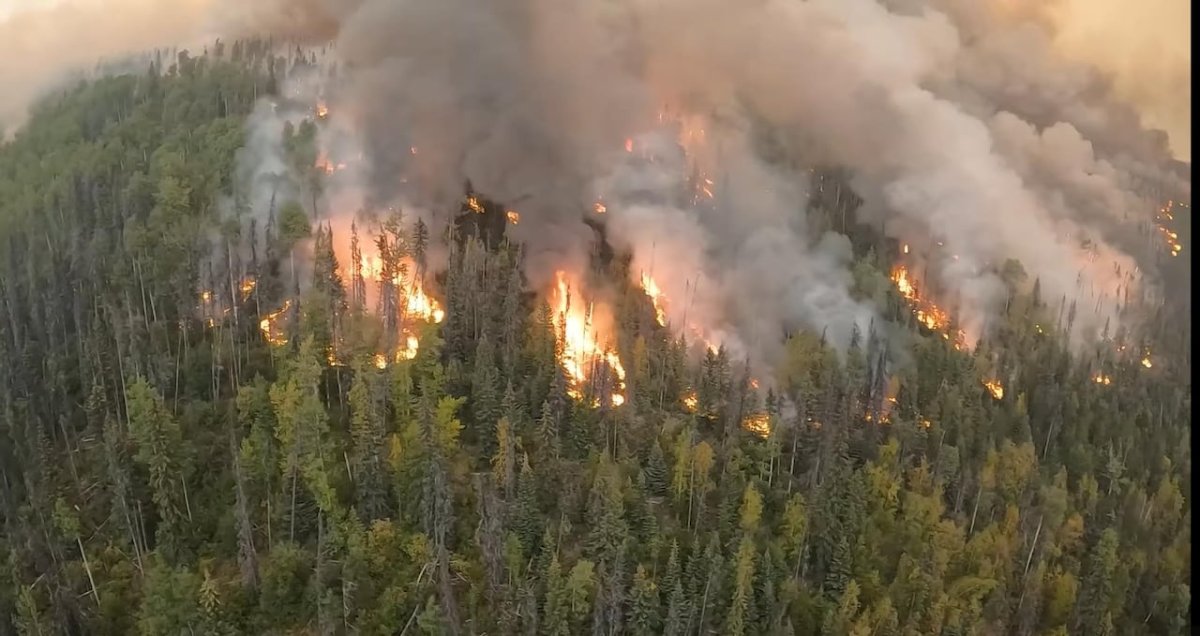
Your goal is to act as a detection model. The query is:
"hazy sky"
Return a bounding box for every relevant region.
[0,0,1190,159]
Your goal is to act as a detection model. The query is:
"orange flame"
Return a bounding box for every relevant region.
[550,271,626,406]
[741,412,771,438]
[259,300,293,347]
[316,101,329,119]
[640,272,668,327]
[891,265,965,348]
[682,390,698,413]
[624,138,634,153]
[1092,372,1113,386]
[239,277,257,299]
[983,379,1004,400]
[466,196,484,214]
[1141,356,1153,369]
[593,200,607,214]
[506,210,521,224]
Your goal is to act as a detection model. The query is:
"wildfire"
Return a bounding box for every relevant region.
[741,412,772,439]
[550,271,627,406]
[405,285,446,324]
[682,390,698,413]
[357,255,446,324]
[200,290,213,303]
[624,138,634,153]
[315,101,329,119]
[315,152,345,175]
[902,243,910,255]
[259,300,293,347]
[593,201,607,214]
[1141,356,1153,369]
[983,379,1004,400]
[506,210,521,224]
[239,277,257,299]
[397,334,420,361]
[1156,202,1183,256]
[373,353,389,370]
[640,272,667,326]
[466,196,484,214]
[891,265,965,348]
[1092,372,1113,386]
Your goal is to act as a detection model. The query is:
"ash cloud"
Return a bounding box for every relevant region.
[4,0,1188,363]
[205,0,1193,355]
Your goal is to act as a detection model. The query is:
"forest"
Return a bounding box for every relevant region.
[0,43,1190,635]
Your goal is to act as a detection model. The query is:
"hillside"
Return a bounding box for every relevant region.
[0,45,1190,636]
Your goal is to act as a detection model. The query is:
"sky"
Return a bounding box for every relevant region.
[0,0,1190,159]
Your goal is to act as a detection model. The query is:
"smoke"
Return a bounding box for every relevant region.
[3,0,1187,365]
[225,0,1186,359]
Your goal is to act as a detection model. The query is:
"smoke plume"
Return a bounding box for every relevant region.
[2,0,1188,367]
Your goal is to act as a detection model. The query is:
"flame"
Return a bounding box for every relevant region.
[1141,356,1153,369]
[259,300,292,347]
[373,353,389,370]
[891,265,965,348]
[640,273,668,327]
[405,284,446,324]
[200,290,213,303]
[624,138,634,153]
[316,101,329,119]
[902,244,910,255]
[357,254,446,324]
[550,270,626,406]
[315,152,342,175]
[682,390,698,413]
[506,210,521,224]
[593,201,607,214]
[466,196,484,214]
[749,378,760,390]
[240,277,257,298]
[741,412,771,438]
[919,418,932,429]
[327,350,347,367]
[1092,372,1113,386]
[400,334,420,360]
[983,379,1004,400]
[1156,201,1183,256]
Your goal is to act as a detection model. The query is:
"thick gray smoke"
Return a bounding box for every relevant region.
[4,0,1186,367]
[228,0,1185,362]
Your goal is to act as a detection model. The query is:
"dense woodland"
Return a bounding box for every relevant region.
[0,44,1190,635]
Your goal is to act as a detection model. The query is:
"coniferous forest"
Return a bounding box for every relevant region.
[0,44,1190,635]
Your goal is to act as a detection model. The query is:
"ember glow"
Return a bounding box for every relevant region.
[983,379,1005,400]
[506,210,521,224]
[1156,202,1183,257]
[315,101,329,120]
[1092,372,1113,386]
[1141,356,1153,369]
[593,201,607,215]
[550,270,626,406]
[466,196,484,214]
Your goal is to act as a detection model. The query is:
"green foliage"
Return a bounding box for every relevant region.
[0,43,1188,636]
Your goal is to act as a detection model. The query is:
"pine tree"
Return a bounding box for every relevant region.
[125,377,187,557]
[627,564,661,636]
[512,455,543,556]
